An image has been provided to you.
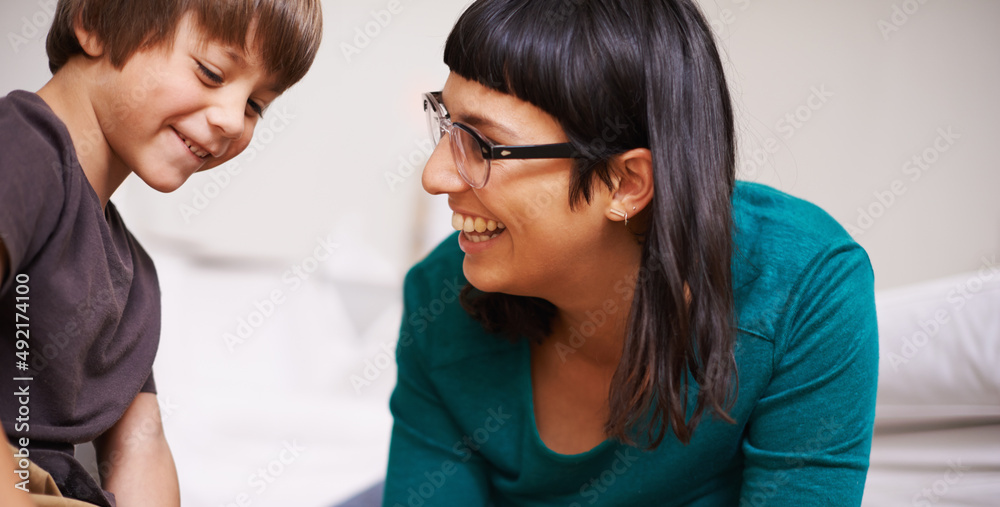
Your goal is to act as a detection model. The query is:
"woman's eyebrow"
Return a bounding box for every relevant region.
[454,112,518,141]
[440,90,519,140]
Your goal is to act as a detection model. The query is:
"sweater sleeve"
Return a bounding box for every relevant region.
[383,266,492,506]
[739,244,879,506]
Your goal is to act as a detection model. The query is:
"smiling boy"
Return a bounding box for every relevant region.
[0,1,322,505]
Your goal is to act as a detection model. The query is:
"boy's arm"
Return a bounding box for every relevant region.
[94,392,180,507]
[1,420,34,507]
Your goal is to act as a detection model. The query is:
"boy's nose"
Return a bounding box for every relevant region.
[422,137,471,196]
[206,92,247,141]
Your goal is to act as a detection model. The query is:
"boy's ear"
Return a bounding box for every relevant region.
[607,147,654,218]
[73,13,104,58]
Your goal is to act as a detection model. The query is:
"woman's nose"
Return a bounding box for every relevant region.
[422,136,471,195]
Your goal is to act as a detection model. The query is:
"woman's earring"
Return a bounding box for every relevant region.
[610,208,628,226]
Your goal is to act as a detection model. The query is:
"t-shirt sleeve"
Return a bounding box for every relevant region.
[140,371,157,394]
[0,117,65,295]
[739,244,879,506]
[383,267,492,506]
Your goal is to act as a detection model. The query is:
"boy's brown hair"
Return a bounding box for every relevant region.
[46,0,323,94]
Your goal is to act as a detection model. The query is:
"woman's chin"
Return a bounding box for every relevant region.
[462,262,506,295]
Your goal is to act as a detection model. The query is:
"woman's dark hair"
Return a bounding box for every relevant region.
[446,0,737,448]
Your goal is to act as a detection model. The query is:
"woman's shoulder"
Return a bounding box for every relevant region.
[731,181,874,340]
[733,181,865,268]
[733,181,853,246]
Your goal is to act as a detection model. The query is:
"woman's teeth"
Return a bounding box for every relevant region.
[452,212,505,243]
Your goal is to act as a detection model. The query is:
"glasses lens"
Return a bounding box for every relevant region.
[450,126,489,188]
[424,97,444,145]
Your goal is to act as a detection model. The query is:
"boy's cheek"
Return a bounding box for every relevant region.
[198,137,253,171]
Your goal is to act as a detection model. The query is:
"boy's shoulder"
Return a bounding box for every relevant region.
[0,90,77,185]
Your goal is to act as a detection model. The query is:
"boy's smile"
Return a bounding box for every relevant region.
[172,127,212,159]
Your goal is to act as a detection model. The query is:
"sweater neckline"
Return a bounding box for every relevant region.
[520,339,617,463]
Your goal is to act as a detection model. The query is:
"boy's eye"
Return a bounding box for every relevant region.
[197,63,223,84]
[247,99,264,118]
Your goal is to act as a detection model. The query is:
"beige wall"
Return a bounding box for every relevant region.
[1,0,996,290]
[699,0,1000,289]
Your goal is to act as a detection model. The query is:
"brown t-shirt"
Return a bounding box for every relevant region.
[0,90,160,507]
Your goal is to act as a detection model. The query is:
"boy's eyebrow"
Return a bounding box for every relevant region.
[221,48,279,93]
[224,49,246,68]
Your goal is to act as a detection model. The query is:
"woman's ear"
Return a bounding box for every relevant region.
[606,148,654,221]
[73,12,104,58]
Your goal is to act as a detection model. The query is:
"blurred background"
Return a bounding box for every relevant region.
[1,0,997,505]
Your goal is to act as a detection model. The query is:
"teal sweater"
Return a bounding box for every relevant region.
[384,182,879,506]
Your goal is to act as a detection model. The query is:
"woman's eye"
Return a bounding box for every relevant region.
[197,63,223,85]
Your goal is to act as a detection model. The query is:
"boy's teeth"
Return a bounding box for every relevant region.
[180,132,209,158]
[451,212,505,233]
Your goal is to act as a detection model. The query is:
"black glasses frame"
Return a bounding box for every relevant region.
[424,91,580,161]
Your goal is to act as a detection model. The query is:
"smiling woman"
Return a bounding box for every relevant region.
[383,0,879,506]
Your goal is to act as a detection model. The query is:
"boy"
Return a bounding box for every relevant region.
[0,1,322,505]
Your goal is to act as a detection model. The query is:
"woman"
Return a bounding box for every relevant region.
[384,0,878,505]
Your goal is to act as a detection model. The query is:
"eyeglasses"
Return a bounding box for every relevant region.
[423,91,580,188]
